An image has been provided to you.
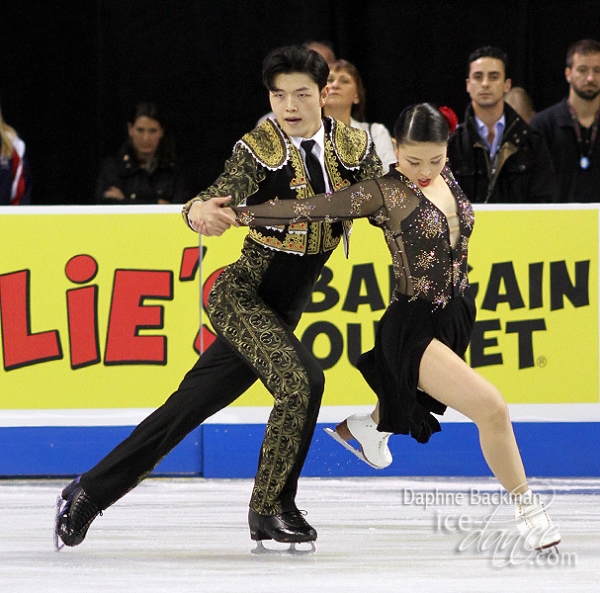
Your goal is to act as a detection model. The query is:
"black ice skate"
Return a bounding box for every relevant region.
[54,477,102,551]
[248,508,317,555]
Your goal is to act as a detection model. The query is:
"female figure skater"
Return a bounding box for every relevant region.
[232,103,560,551]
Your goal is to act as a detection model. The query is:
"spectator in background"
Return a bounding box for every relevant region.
[530,39,600,202]
[96,102,190,204]
[504,86,536,123]
[324,59,396,170]
[448,46,558,203]
[0,105,31,205]
[256,40,336,126]
[302,40,335,66]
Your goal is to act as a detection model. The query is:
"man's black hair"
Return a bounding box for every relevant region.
[262,45,329,91]
[467,46,509,78]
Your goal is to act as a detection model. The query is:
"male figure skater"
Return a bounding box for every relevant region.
[55,45,382,552]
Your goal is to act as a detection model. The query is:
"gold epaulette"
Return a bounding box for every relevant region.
[237,119,288,171]
[329,118,370,169]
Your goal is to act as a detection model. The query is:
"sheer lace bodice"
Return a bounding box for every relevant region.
[235,167,474,308]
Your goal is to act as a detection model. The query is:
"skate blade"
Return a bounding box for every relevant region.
[537,544,560,555]
[535,537,561,553]
[54,495,65,552]
[251,540,316,555]
[518,522,561,552]
[323,427,381,470]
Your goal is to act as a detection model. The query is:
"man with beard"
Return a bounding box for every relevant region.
[531,39,600,202]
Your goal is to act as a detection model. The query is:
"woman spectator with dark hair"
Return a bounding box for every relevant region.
[96,102,189,204]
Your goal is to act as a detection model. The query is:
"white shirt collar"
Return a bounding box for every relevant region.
[290,124,325,158]
[290,123,330,192]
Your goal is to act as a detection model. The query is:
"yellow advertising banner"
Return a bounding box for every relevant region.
[467,206,598,405]
[0,207,202,410]
[0,205,597,412]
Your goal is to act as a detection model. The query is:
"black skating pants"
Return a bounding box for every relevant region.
[80,240,329,516]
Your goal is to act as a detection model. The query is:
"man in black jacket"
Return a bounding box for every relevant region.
[530,39,600,203]
[448,46,558,203]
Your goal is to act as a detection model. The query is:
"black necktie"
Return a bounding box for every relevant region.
[301,140,326,195]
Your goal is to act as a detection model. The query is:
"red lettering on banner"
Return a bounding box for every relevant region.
[179,246,203,281]
[0,270,62,370]
[104,270,173,364]
[194,267,223,354]
[195,326,216,354]
[67,286,100,369]
[65,254,98,284]
[1,249,584,373]
[179,246,211,352]
[65,255,100,369]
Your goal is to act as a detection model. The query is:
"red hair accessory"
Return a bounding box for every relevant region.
[439,106,459,134]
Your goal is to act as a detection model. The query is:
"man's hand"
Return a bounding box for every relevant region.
[188,196,240,236]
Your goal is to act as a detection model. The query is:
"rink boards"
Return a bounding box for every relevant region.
[1,205,599,477]
[0,413,598,478]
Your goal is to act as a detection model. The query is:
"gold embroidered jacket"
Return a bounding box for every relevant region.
[182,117,383,255]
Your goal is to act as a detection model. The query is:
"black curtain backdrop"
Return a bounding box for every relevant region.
[1,0,599,205]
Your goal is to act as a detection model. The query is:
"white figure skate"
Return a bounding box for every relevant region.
[514,490,561,551]
[325,413,392,469]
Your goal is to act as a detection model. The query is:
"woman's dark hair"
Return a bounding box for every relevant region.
[329,59,366,121]
[125,102,176,165]
[262,45,329,91]
[393,103,450,145]
[127,102,166,128]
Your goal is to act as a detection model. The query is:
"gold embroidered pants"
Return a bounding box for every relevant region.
[208,240,328,515]
[80,239,329,516]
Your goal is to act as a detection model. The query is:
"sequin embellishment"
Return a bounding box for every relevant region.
[415,250,437,270]
[386,186,408,209]
[349,186,372,214]
[419,206,444,238]
[291,201,315,221]
[370,210,389,225]
[237,211,255,225]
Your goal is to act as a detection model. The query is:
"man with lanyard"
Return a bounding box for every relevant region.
[448,46,558,203]
[531,39,600,202]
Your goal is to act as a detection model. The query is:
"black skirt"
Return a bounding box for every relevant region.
[357,291,476,443]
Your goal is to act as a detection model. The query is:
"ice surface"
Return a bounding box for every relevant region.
[0,476,597,593]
